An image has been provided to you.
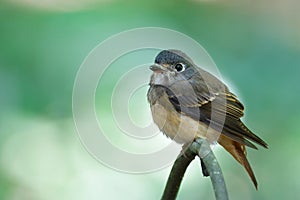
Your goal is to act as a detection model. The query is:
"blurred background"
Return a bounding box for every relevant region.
[1,0,300,199]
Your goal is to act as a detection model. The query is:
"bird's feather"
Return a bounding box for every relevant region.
[148,49,268,188]
[165,68,268,149]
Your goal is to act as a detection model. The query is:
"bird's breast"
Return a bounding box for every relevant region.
[148,87,220,144]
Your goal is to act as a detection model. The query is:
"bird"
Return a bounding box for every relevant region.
[147,49,268,189]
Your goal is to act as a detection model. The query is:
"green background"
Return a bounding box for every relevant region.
[1,0,299,199]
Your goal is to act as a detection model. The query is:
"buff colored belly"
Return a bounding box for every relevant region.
[151,101,220,144]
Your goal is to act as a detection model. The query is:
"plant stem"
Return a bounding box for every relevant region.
[161,138,229,200]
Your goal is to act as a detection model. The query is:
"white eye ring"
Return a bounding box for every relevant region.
[174,63,185,72]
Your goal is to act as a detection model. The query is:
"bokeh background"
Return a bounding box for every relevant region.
[1,0,300,199]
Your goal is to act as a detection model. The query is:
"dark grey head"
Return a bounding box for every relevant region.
[154,49,195,66]
[149,49,198,86]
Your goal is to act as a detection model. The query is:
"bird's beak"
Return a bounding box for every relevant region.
[149,64,166,73]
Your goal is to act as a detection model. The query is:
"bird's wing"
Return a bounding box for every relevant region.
[166,71,268,149]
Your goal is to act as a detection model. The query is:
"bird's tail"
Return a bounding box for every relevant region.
[218,135,258,189]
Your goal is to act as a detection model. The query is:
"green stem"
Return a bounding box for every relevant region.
[161,138,229,200]
[161,146,196,200]
[191,138,229,200]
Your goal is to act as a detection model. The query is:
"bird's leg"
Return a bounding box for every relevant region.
[200,158,209,177]
[180,141,209,177]
[180,142,192,158]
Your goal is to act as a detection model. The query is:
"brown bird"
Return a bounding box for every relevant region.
[147,49,268,189]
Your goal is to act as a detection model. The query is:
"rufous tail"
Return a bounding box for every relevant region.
[218,135,258,189]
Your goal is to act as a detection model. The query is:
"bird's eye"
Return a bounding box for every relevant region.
[174,63,185,72]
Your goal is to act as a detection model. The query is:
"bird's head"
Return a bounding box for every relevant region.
[149,49,197,87]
